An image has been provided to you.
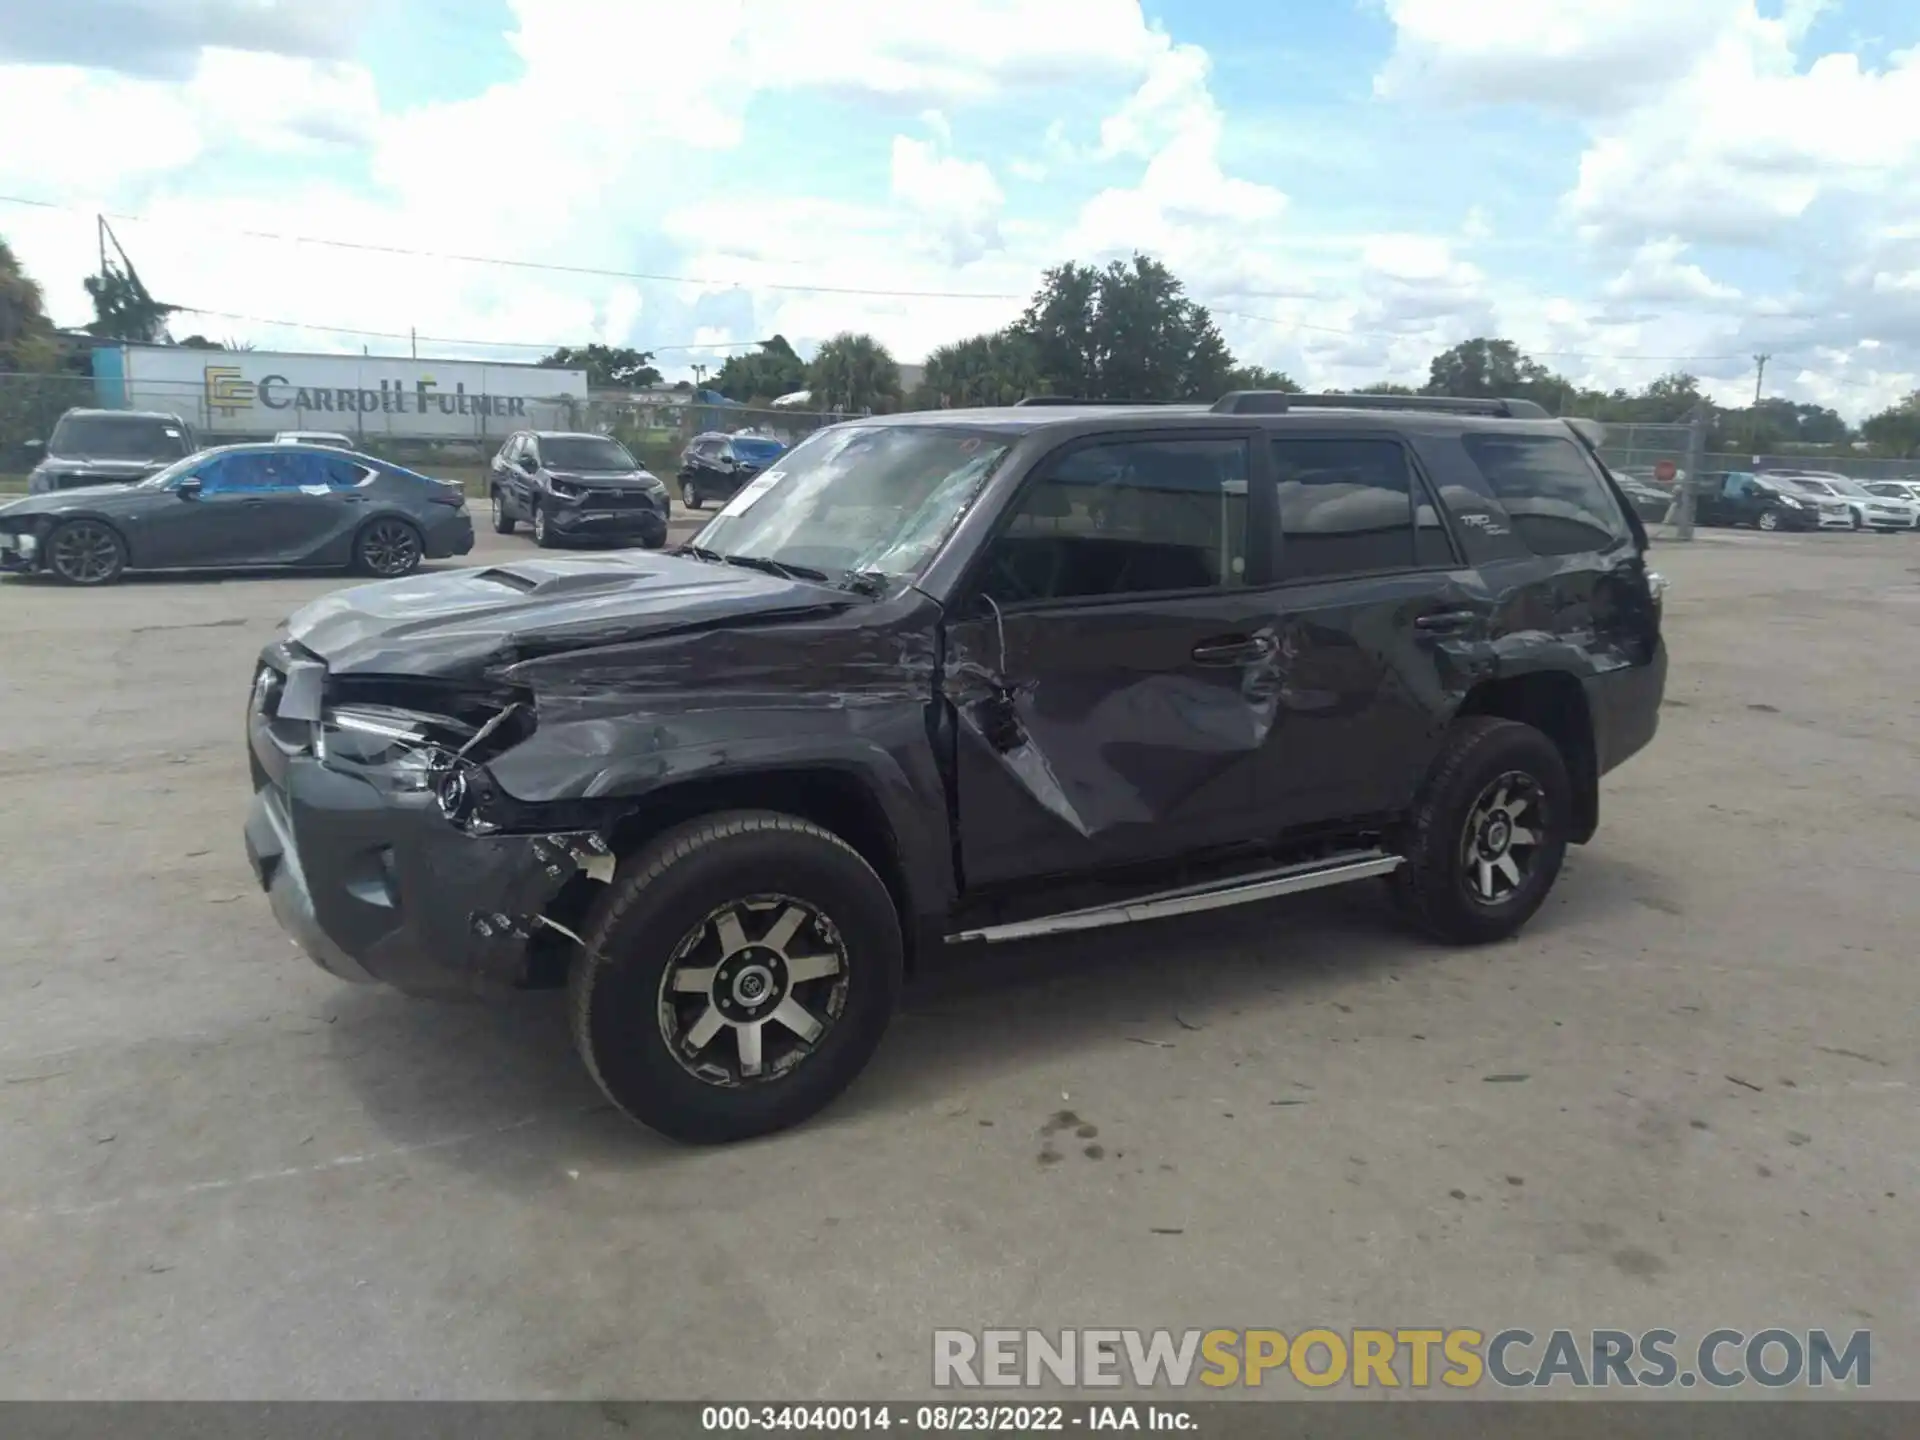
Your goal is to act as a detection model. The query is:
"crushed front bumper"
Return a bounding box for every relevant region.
[244,681,609,997]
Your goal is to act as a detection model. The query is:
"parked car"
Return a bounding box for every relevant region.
[1693,471,1836,531]
[241,391,1666,1144]
[677,431,787,510]
[1,443,472,585]
[275,430,354,450]
[1773,471,1918,530]
[488,431,670,549]
[1605,467,1673,523]
[26,408,197,493]
[1858,480,1920,528]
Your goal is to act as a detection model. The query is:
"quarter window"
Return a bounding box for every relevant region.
[978,437,1249,604]
[1461,434,1629,556]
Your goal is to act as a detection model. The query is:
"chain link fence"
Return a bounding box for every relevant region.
[1592,421,1918,484]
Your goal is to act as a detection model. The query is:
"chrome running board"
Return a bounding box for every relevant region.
[945,850,1404,945]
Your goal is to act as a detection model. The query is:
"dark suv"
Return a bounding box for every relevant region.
[677,431,786,510]
[28,408,197,493]
[242,393,1666,1144]
[488,431,670,548]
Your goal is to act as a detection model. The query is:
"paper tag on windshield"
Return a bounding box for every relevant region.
[717,470,783,519]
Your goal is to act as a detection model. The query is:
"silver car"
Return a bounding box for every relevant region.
[1770,476,1856,529]
[1860,479,1920,529]
[1775,472,1918,530]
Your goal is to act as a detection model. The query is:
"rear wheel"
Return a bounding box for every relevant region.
[355,517,423,577]
[569,811,902,1144]
[1390,716,1572,945]
[490,488,515,534]
[45,519,127,585]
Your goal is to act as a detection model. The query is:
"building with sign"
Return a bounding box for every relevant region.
[89,344,590,444]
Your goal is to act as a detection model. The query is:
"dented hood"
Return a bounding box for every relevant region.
[284,550,854,678]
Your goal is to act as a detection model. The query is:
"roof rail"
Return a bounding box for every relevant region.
[1012,395,1185,407]
[1211,391,1552,419]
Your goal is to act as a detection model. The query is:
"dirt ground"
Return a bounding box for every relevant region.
[0,526,1914,1400]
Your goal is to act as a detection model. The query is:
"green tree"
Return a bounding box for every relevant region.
[916,329,1044,408]
[808,332,902,414]
[1223,364,1301,393]
[538,343,662,389]
[710,335,807,402]
[1425,337,1574,411]
[176,334,224,350]
[2,236,57,367]
[1860,394,1920,457]
[83,259,178,343]
[1016,254,1234,402]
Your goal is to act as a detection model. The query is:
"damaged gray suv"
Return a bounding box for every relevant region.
[243,393,1667,1143]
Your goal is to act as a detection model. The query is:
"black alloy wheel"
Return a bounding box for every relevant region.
[356,518,423,577]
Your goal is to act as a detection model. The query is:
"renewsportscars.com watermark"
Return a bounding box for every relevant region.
[933,1328,1871,1391]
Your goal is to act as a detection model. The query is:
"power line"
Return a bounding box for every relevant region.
[173,306,767,354]
[0,194,1028,301]
[2,192,1898,370]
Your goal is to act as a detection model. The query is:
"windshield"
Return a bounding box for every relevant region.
[541,436,638,471]
[730,436,785,464]
[1820,475,1869,497]
[1781,477,1835,495]
[693,424,1011,582]
[49,415,191,462]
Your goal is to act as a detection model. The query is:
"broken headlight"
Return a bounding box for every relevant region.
[313,699,529,833]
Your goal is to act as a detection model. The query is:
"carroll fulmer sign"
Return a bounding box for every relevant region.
[108,346,591,441]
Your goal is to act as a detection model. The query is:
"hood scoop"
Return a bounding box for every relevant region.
[470,561,672,597]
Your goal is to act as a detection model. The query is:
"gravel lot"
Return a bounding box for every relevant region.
[1,526,1914,1399]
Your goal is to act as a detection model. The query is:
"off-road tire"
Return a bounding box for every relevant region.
[1390,716,1573,945]
[569,810,903,1144]
[491,488,515,534]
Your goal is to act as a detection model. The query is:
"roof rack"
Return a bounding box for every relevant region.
[1012,396,1184,407]
[1211,391,1552,419]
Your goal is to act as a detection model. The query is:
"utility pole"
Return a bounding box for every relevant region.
[1750,353,1770,458]
[410,327,417,360]
[1675,401,1709,542]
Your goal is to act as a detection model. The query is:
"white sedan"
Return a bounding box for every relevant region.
[1860,480,1920,529]
[1778,473,1919,530]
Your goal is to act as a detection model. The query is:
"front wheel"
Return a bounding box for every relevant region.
[570,811,903,1144]
[1757,509,1781,531]
[682,480,703,510]
[45,519,127,585]
[1852,511,1865,530]
[490,488,515,535]
[1390,716,1573,945]
[531,502,554,548]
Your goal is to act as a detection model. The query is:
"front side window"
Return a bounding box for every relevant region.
[697,424,1012,583]
[1270,437,1448,580]
[977,436,1248,604]
[1461,434,1629,557]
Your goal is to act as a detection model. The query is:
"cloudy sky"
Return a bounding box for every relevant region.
[2,0,1918,416]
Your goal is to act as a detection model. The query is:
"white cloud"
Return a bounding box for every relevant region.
[1603,238,1742,304]
[889,137,1006,265]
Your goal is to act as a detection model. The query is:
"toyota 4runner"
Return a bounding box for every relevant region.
[243,392,1667,1143]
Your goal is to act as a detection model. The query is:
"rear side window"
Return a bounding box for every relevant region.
[1461,434,1629,556]
[1270,437,1452,580]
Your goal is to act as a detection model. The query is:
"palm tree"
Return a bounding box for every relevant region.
[808,332,903,415]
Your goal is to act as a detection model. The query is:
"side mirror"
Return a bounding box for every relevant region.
[176,477,203,500]
[519,456,539,474]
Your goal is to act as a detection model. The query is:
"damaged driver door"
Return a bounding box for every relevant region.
[944,431,1281,889]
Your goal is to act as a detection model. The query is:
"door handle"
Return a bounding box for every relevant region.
[1414,609,1477,634]
[1191,635,1275,665]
